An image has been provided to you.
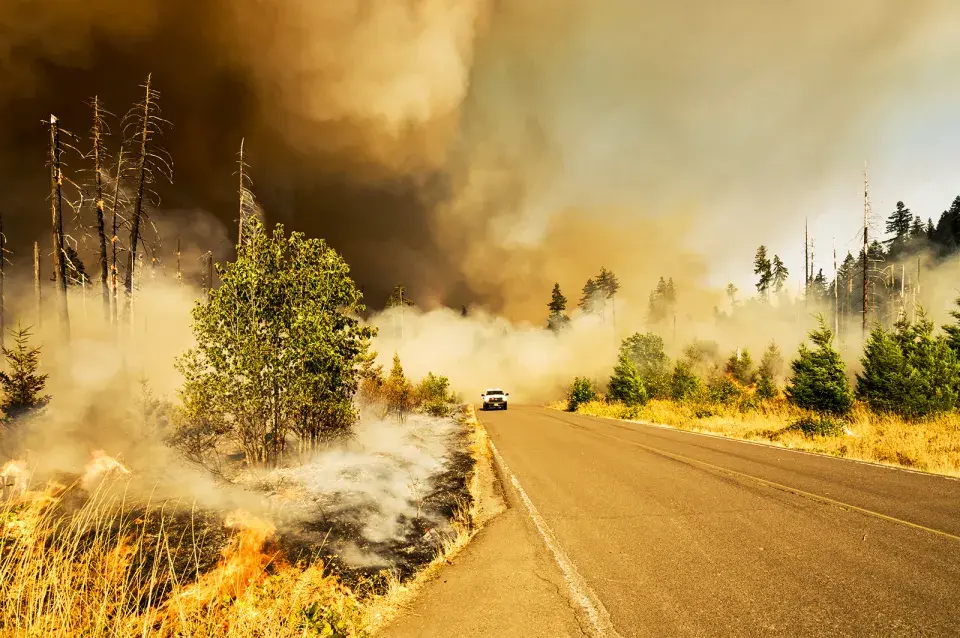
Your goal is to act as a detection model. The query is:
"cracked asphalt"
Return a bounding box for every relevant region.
[383,406,960,637]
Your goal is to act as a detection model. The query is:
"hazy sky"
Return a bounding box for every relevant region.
[3,0,960,318]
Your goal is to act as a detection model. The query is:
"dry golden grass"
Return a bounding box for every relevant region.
[0,406,490,638]
[566,399,960,477]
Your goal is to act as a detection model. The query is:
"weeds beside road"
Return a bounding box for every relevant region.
[553,398,960,478]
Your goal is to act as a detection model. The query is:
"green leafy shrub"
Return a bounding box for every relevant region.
[608,353,648,406]
[670,362,702,402]
[567,377,597,412]
[786,316,853,416]
[708,375,742,405]
[789,415,844,438]
[619,332,671,399]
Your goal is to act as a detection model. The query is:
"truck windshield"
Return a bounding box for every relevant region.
[486,390,504,395]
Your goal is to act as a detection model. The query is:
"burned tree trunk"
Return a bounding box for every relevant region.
[110,149,124,324]
[34,242,41,328]
[176,236,182,285]
[92,96,110,320]
[125,74,152,302]
[49,115,69,337]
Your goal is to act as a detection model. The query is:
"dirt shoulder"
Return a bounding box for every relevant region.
[377,406,584,637]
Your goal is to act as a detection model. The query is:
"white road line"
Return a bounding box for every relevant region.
[489,440,623,638]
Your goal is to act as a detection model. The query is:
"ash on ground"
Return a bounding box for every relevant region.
[241,411,474,590]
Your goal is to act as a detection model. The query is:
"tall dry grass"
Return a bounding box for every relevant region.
[0,468,367,637]
[562,399,960,477]
[0,405,490,638]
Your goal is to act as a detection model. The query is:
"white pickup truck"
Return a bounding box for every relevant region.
[480,388,509,411]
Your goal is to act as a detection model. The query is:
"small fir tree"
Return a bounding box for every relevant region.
[785,316,853,416]
[547,283,571,331]
[756,342,784,400]
[725,349,755,385]
[0,325,50,423]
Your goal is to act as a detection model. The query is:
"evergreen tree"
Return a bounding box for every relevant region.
[596,268,620,301]
[670,361,702,402]
[63,245,89,287]
[0,325,50,423]
[664,277,676,304]
[547,283,571,332]
[647,277,669,323]
[567,377,597,412]
[859,314,960,418]
[386,284,415,309]
[579,278,601,315]
[926,218,935,243]
[771,255,788,293]
[725,349,755,385]
[754,246,773,299]
[785,316,853,416]
[910,216,926,241]
[725,283,738,307]
[608,353,647,406]
[811,269,828,301]
[756,342,783,400]
[885,201,913,242]
[943,296,960,357]
[386,352,413,421]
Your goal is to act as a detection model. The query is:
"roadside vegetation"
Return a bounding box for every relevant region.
[557,314,960,476]
[0,79,476,638]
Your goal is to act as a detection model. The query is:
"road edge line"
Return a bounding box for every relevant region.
[489,439,623,638]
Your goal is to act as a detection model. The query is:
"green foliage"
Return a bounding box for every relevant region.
[756,342,784,400]
[416,372,454,417]
[608,354,647,406]
[754,245,772,298]
[647,277,676,324]
[771,255,788,293]
[858,314,960,419]
[670,362,702,402]
[619,332,671,399]
[789,415,845,438]
[943,296,960,358]
[174,218,373,466]
[707,375,742,405]
[725,349,755,385]
[567,377,597,412]
[386,353,413,421]
[547,283,570,331]
[0,325,50,424]
[785,316,853,416]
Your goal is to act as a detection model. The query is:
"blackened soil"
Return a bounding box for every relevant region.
[274,418,475,594]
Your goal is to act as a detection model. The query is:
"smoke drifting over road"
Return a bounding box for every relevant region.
[0,0,958,318]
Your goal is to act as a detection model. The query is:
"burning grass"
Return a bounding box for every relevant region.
[0,408,488,637]
[556,399,960,477]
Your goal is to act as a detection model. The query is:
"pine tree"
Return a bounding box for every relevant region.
[756,342,784,400]
[785,316,853,416]
[754,246,773,299]
[387,352,412,421]
[670,361,702,402]
[855,324,907,415]
[547,283,571,332]
[725,349,755,385]
[608,352,647,406]
[648,277,675,324]
[771,255,788,293]
[811,269,827,301]
[0,325,50,423]
[886,201,913,240]
[578,278,601,315]
[725,283,738,308]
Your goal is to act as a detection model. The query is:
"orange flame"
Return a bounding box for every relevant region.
[165,510,279,622]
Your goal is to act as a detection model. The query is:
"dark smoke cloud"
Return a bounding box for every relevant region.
[0,0,485,308]
[0,0,957,319]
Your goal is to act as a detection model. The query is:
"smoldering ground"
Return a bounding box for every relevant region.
[3,1,960,318]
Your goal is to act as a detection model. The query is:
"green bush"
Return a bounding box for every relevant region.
[756,342,783,400]
[786,316,853,417]
[608,353,648,406]
[789,415,845,438]
[857,315,960,419]
[725,349,755,385]
[708,375,742,405]
[567,377,597,412]
[670,362,702,402]
[619,333,671,399]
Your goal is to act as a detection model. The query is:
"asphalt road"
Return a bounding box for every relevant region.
[480,406,960,637]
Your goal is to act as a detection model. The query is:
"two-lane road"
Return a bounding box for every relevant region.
[480,406,960,637]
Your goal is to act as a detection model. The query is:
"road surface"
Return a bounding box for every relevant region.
[470,406,960,637]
